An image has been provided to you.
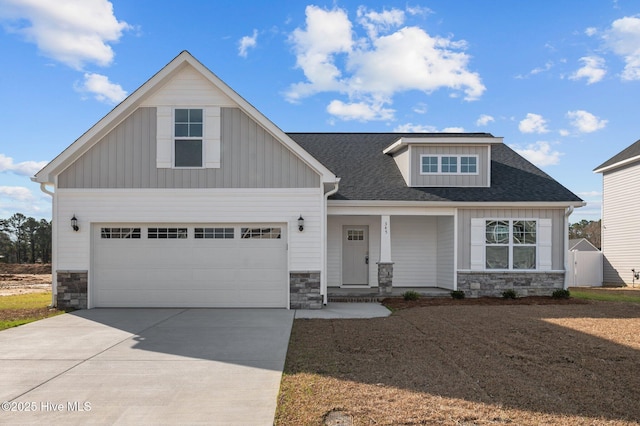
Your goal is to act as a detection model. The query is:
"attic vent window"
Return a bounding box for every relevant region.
[174,108,203,168]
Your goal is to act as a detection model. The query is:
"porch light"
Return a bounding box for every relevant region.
[71,215,79,232]
[298,215,304,232]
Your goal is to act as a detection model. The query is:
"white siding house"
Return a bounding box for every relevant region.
[34,52,585,309]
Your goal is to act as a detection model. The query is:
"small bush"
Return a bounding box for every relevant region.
[552,289,571,299]
[402,290,420,301]
[450,290,466,299]
[502,289,517,299]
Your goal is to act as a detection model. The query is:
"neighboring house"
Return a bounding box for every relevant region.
[33,51,584,309]
[594,138,640,286]
[569,239,599,252]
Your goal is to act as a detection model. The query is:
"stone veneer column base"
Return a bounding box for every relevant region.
[377,262,394,296]
[457,271,564,298]
[56,270,88,310]
[290,271,322,309]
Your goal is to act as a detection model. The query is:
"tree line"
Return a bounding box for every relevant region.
[569,219,601,250]
[0,213,52,264]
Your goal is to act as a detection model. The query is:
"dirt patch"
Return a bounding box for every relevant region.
[0,264,52,296]
[276,301,640,425]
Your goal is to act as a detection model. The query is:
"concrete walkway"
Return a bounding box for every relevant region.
[0,308,294,425]
[0,303,388,425]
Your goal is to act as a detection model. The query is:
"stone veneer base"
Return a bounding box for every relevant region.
[290,271,322,309]
[457,271,564,298]
[56,270,88,310]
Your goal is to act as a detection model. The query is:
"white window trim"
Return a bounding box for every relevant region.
[470,218,552,272]
[173,108,205,169]
[419,154,479,175]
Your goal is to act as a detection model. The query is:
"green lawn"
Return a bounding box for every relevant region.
[570,289,640,303]
[0,293,65,330]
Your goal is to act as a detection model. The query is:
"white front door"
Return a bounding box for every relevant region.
[342,226,369,285]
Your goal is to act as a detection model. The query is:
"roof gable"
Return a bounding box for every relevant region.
[594,138,640,173]
[34,51,336,184]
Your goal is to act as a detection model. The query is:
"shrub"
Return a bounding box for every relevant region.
[402,290,420,301]
[552,289,571,299]
[450,290,466,299]
[502,289,517,299]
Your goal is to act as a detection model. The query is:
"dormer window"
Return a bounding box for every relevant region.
[420,155,478,175]
[174,109,203,168]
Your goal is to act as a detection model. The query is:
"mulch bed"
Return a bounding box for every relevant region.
[382,295,588,310]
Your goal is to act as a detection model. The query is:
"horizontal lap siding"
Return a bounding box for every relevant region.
[54,188,323,272]
[457,208,564,270]
[391,216,437,287]
[437,216,455,289]
[602,163,640,284]
[58,107,320,189]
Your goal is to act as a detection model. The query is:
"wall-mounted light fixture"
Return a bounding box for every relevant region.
[298,215,304,232]
[71,215,79,232]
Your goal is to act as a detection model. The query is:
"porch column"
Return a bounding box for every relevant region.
[378,215,394,296]
[380,215,392,262]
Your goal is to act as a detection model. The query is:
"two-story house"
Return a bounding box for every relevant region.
[33,51,584,309]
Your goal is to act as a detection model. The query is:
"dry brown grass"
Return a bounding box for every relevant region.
[276,301,640,425]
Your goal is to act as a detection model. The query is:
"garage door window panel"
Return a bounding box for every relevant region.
[101,228,141,239]
[241,227,281,239]
[195,227,234,239]
[148,228,188,239]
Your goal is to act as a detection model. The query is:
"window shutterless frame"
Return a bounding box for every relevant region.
[173,108,204,168]
[420,154,479,175]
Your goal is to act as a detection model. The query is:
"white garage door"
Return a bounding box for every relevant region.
[92,224,288,308]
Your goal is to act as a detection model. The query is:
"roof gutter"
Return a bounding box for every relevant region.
[322,178,341,306]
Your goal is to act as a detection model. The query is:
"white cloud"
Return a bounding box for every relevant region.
[604,16,640,80]
[559,129,570,137]
[286,5,485,121]
[0,0,131,70]
[511,141,562,167]
[585,27,598,37]
[476,114,494,126]
[76,72,127,104]
[566,110,607,133]
[0,186,50,219]
[238,29,258,58]
[577,190,601,198]
[569,56,606,84]
[393,123,464,133]
[0,153,47,176]
[518,113,549,134]
[326,99,394,121]
[394,123,438,133]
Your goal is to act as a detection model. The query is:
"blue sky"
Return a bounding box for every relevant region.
[1,0,639,222]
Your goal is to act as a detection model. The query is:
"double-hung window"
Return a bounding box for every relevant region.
[174,109,203,167]
[420,155,478,174]
[485,220,537,270]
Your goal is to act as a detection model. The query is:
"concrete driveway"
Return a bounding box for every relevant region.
[0,308,294,425]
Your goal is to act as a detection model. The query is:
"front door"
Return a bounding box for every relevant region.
[342,226,369,285]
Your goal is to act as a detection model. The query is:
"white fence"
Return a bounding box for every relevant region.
[567,250,603,287]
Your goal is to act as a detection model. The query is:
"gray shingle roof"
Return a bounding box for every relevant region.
[288,132,582,203]
[594,138,640,172]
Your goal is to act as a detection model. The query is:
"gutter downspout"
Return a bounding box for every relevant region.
[322,178,341,305]
[36,182,56,307]
[564,206,574,289]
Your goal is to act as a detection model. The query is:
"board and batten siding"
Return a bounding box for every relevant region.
[457,208,565,270]
[54,188,323,273]
[411,145,489,187]
[436,216,455,289]
[602,162,640,285]
[58,107,320,189]
[390,216,437,287]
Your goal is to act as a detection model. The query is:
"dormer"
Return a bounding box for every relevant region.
[383,135,503,188]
